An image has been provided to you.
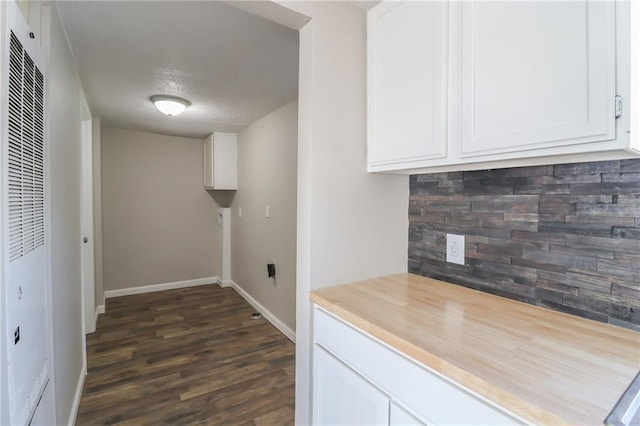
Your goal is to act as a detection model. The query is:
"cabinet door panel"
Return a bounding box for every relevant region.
[461,1,616,157]
[313,345,390,425]
[203,132,237,190]
[390,402,427,426]
[368,1,448,167]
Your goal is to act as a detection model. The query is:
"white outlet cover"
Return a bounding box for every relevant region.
[446,234,465,265]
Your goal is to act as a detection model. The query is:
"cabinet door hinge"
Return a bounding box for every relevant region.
[615,95,622,119]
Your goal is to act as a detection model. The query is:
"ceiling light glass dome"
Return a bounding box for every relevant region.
[150,95,191,116]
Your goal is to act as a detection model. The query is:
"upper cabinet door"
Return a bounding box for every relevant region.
[460,1,617,158]
[368,1,448,170]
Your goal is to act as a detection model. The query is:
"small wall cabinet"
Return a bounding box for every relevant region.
[312,307,521,425]
[204,132,237,190]
[367,0,638,173]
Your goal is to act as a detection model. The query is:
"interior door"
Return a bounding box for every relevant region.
[3,3,50,424]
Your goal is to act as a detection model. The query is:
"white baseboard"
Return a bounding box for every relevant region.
[216,278,232,288]
[104,276,219,299]
[226,280,296,343]
[67,364,86,426]
[95,304,105,323]
[101,276,295,342]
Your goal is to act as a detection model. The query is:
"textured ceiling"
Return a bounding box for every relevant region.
[56,1,299,138]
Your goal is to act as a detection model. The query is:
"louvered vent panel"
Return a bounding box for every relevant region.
[22,53,35,254]
[7,31,46,262]
[8,32,24,262]
[34,68,44,247]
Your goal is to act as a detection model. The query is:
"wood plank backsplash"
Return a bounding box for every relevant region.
[408,159,640,330]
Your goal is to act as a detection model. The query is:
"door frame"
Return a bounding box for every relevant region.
[40,2,56,424]
[79,89,95,336]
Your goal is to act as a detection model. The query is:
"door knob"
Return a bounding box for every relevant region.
[83,237,88,243]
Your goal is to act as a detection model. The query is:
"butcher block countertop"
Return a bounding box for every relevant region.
[310,273,640,425]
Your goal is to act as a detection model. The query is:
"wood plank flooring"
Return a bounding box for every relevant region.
[76,285,295,425]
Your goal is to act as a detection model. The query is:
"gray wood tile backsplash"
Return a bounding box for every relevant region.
[409,159,640,330]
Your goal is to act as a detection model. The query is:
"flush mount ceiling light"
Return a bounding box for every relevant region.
[150,95,191,116]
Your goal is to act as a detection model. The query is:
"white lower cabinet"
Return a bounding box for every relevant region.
[312,306,523,426]
[390,403,426,426]
[313,345,390,425]
[313,345,426,426]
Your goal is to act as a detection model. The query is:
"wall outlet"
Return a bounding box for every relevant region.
[446,234,465,265]
[267,263,276,278]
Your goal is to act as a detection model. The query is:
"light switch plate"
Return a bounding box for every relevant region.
[446,234,465,265]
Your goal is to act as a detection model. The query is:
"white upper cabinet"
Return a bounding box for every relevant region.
[204,132,237,190]
[368,1,448,170]
[367,0,639,174]
[461,1,615,157]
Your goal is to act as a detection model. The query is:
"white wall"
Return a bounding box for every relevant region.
[231,100,298,334]
[48,3,86,425]
[255,3,410,424]
[101,128,221,292]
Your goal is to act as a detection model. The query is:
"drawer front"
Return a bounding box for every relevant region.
[314,307,523,425]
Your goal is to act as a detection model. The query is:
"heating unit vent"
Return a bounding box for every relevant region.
[8,30,45,262]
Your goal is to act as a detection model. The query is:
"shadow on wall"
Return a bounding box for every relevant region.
[208,190,236,208]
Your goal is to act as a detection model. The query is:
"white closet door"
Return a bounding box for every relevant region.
[460,1,616,157]
[3,3,50,424]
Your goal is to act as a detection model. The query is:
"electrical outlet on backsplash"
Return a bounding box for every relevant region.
[408,158,640,330]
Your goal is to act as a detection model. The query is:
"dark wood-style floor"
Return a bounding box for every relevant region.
[76,285,295,425]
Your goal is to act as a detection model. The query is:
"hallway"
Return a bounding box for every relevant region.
[76,285,295,425]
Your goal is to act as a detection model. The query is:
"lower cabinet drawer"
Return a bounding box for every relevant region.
[314,307,523,425]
